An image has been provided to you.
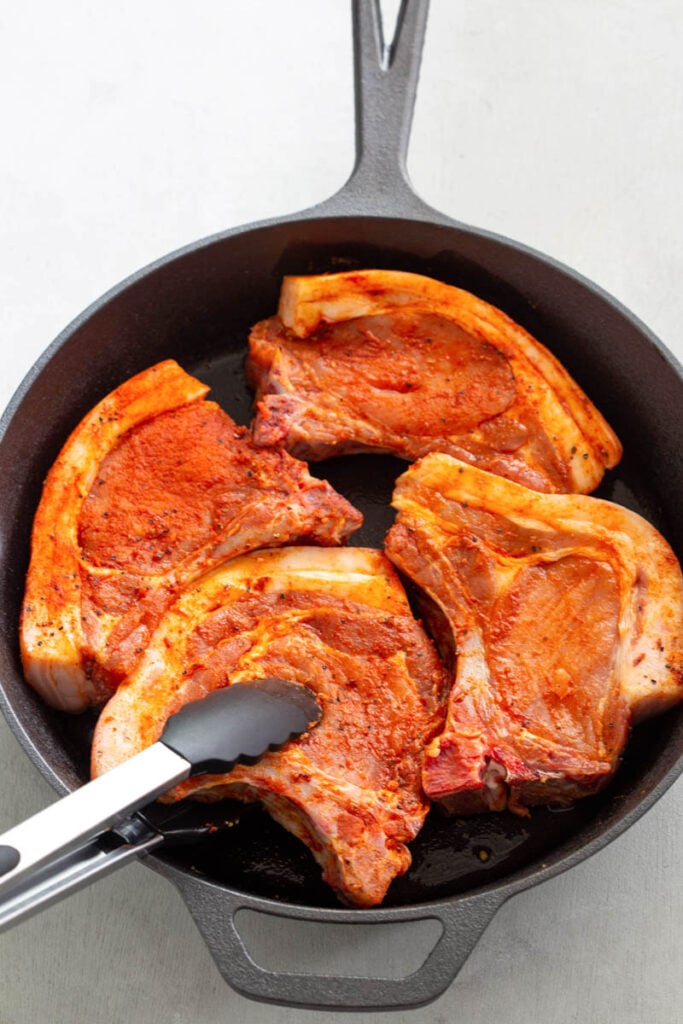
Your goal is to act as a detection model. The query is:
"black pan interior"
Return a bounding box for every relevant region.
[1,215,681,909]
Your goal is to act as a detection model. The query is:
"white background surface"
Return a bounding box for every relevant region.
[0,1,681,1021]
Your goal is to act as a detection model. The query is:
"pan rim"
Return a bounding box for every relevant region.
[1,206,682,916]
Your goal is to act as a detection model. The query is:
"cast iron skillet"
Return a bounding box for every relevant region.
[0,0,681,1012]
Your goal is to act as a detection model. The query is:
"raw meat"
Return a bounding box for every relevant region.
[385,452,683,814]
[247,269,622,493]
[21,361,362,712]
[91,547,448,907]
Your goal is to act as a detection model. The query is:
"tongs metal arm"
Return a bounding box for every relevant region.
[0,742,189,929]
[0,818,164,933]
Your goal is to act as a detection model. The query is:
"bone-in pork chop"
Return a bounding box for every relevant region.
[247,270,621,493]
[92,547,448,907]
[385,453,683,814]
[21,361,362,712]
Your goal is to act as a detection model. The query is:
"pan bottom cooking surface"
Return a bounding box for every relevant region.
[54,686,676,909]
[47,344,680,909]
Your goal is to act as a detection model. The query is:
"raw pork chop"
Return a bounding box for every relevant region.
[247,270,622,494]
[92,547,448,907]
[385,453,683,814]
[21,361,362,712]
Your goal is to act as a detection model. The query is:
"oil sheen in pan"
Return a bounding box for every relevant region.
[55,342,678,910]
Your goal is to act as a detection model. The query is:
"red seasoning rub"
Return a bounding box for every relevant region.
[385,453,683,815]
[21,361,362,712]
[92,547,448,908]
[247,269,621,493]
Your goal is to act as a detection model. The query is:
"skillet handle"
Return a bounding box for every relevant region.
[318,0,435,218]
[173,873,503,1012]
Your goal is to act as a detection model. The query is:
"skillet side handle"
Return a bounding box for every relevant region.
[173,873,503,1012]
[319,0,435,218]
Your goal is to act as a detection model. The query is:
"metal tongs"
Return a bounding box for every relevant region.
[0,679,321,932]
